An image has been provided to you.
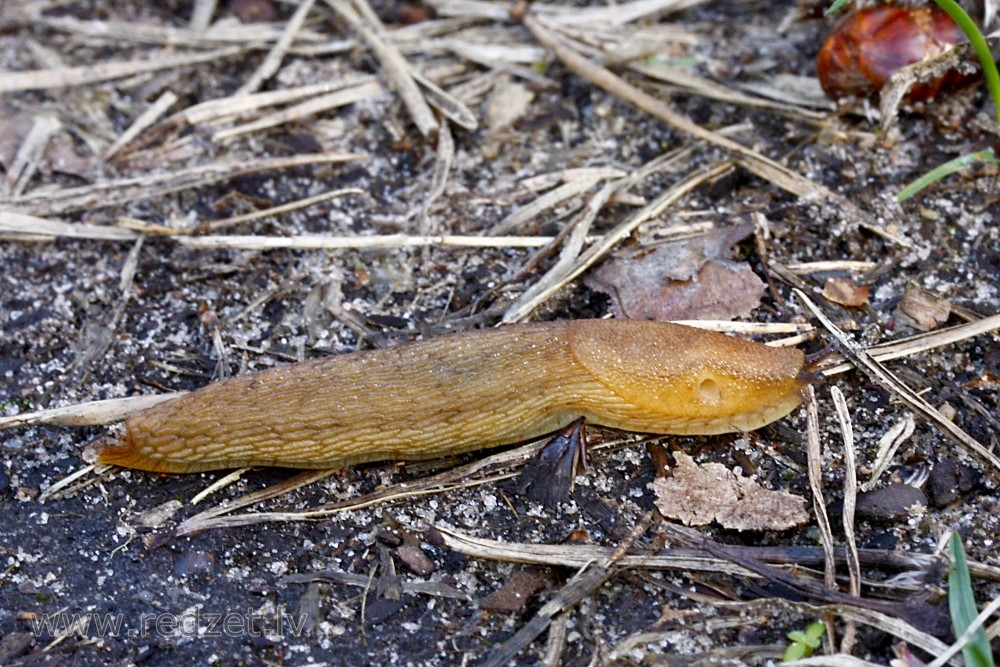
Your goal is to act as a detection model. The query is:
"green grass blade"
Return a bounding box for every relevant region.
[823,0,849,15]
[897,148,997,201]
[932,0,1000,122]
[948,532,996,667]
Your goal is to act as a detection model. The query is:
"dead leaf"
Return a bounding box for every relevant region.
[396,544,436,576]
[585,224,765,321]
[651,452,808,531]
[822,277,869,307]
[134,499,183,528]
[479,570,544,612]
[486,74,535,134]
[897,286,951,331]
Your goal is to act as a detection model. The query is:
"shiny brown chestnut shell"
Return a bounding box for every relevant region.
[817,5,974,101]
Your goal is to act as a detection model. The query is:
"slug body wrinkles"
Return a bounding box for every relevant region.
[98,319,810,473]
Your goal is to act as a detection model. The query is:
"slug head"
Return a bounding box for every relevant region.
[570,320,810,435]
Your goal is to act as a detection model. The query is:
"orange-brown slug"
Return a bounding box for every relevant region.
[97,319,811,474]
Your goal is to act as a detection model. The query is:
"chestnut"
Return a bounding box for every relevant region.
[817,5,975,101]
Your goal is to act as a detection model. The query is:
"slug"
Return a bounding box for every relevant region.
[97,319,812,473]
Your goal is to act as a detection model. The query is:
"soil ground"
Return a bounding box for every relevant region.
[1,0,998,665]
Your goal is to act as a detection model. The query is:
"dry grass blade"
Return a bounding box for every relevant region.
[173,472,517,535]
[845,606,958,665]
[7,9,318,47]
[104,92,178,160]
[212,81,385,141]
[420,123,455,234]
[862,415,916,493]
[38,464,113,501]
[237,0,317,95]
[281,570,471,599]
[201,188,364,232]
[407,67,478,130]
[818,313,1000,376]
[796,289,1000,477]
[539,0,707,25]
[491,173,613,235]
[630,60,827,121]
[434,524,951,583]
[806,384,838,652]
[189,0,218,32]
[521,13,825,201]
[786,260,878,275]
[167,78,376,126]
[519,167,628,191]
[178,233,562,250]
[740,74,833,110]
[428,0,705,25]
[172,437,556,535]
[926,594,1000,667]
[644,597,957,665]
[0,212,138,241]
[672,321,813,336]
[4,114,60,197]
[0,46,245,93]
[324,0,439,137]
[782,658,888,666]
[4,153,365,217]
[437,525,757,577]
[831,385,861,655]
[174,469,340,531]
[422,0,522,21]
[189,469,250,505]
[0,394,179,430]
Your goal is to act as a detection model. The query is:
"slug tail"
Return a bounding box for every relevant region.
[96,441,144,470]
[95,431,175,473]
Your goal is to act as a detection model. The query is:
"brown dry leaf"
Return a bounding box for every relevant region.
[584,224,765,320]
[822,276,869,308]
[898,286,951,331]
[479,570,544,613]
[396,544,436,576]
[485,74,535,133]
[651,452,808,531]
[0,110,33,167]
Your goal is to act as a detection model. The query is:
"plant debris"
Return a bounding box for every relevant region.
[651,452,809,531]
[585,223,766,320]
